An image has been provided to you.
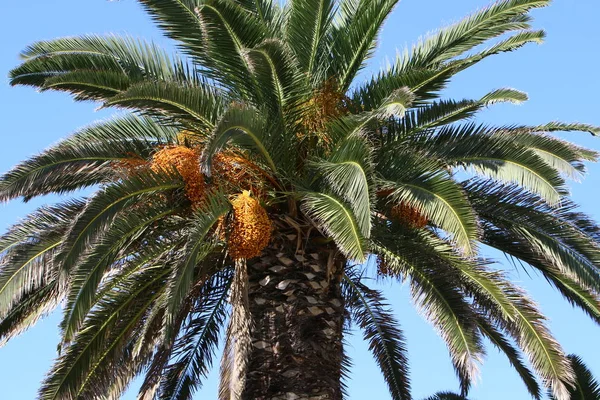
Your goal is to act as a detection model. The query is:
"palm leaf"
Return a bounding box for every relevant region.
[411,123,568,205]
[301,191,367,262]
[401,0,549,70]
[157,270,232,400]
[548,355,600,400]
[201,105,279,174]
[467,180,600,295]
[333,0,400,91]
[38,260,172,400]
[104,80,224,129]
[372,239,484,394]
[55,171,183,285]
[313,135,374,237]
[164,192,230,333]
[477,317,541,399]
[378,150,478,255]
[61,200,180,342]
[285,0,336,82]
[0,115,175,202]
[344,270,410,400]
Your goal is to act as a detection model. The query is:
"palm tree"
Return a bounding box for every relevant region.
[2,0,600,399]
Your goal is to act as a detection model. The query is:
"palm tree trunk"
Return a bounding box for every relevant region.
[242,238,346,399]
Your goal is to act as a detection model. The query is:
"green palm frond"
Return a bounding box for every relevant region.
[0,115,176,202]
[234,0,284,35]
[411,123,568,205]
[332,0,400,90]
[104,80,225,130]
[55,171,184,285]
[61,200,180,343]
[423,393,469,400]
[41,70,131,102]
[400,0,549,70]
[201,105,281,175]
[157,270,232,400]
[548,355,600,400]
[355,26,544,112]
[39,260,172,400]
[164,193,230,333]
[137,0,266,96]
[528,121,600,136]
[498,285,574,400]
[378,150,478,255]
[245,39,305,125]
[507,130,598,180]
[350,68,450,113]
[285,0,336,83]
[301,191,367,262]
[467,180,600,295]
[0,283,59,347]
[477,318,541,399]
[450,29,545,76]
[0,201,84,317]
[9,35,196,95]
[393,88,528,138]
[344,270,410,400]
[312,135,374,237]
[373,240,484,394]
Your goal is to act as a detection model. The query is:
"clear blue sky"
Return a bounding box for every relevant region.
[1,1,599,399]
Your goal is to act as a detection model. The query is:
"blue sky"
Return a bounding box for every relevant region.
[1,0,599,399]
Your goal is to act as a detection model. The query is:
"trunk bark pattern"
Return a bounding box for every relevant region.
[242,238,345,400]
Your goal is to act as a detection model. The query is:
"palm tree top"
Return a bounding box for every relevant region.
[2,1,600,399]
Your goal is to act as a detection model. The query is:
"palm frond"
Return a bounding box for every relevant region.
[61,200,180,342]
[245,39,305,127]
[495,283,574,400]
[38,260,172,400]
[477,317,541,399]
[301,191,367,262]
[394,88,527,138]
[399,0,549,70]
[344,270,410,400]
[377,150,478,255]
[285,0,336,82]
[355,28,544,111]
[507,130,598,180]
[411,123,568,205]
[312,135,374,237]
[165,192,230,333]
[201,105,280,175]
[104,80,225,130]
[333,0,400,91]
[0,201,84,318]
[423,393,468,400]
[372,239,484,394]
[548,355,600,400]
[157,270,232,400]
[55,171,183,286]
[10,34,196,98]
[467,180,600,295]
[137,0,266,96]
[0,115,176,202]
[0,283,60,347]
